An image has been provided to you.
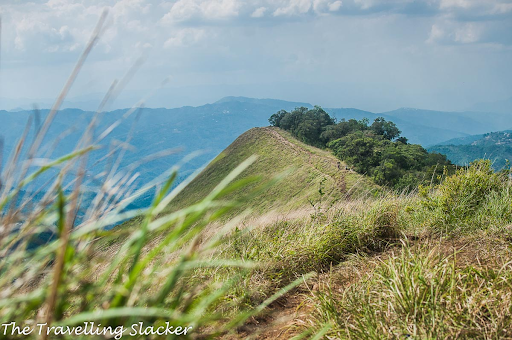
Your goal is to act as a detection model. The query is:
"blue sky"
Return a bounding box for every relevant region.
[0,0,511,112]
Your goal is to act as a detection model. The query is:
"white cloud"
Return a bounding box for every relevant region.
[2,0,160,60]
[126,20,148,33]
[273,0,312,16]
[353,0,375,10]
[328,1,343,12]
[439,0,472,10]
[1,0,510,61]
[13,17,79,52]
[161,0,240,23]
[492,3,512,14]
[163,28,208,48]
[439,0,512,16]
[426,24,445,44]
[272,0,344,16]
[251,7,267,18]
[454,23,481,43]
[427,21,483,45]
[0,0,510,112]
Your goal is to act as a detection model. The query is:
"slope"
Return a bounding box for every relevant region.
[0,98,313,214]
[165,127,376,218]
[429,130,512,169]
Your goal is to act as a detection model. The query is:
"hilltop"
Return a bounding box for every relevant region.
[164,127,376,219]
[161,130,512,339]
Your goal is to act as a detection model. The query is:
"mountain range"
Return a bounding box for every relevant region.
[1,96,511,201]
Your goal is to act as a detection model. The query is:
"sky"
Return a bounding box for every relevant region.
[0,0,511,112]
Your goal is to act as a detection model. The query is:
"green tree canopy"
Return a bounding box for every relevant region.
[269,107,454,190]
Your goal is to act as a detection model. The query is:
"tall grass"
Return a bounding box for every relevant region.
[202,159,512,339]
[314,242,512,339]
[0,12,315,339]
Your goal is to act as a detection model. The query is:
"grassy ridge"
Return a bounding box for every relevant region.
[163,127,377,218]
[115,128,512,339]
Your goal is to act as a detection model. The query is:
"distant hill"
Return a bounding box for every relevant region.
[429,130,512,169]
[434,134,487,146]
[160,127,375,219]
[0,98,306,191]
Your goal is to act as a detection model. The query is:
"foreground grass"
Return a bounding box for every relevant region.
[314,238,512,339]
[0,17,314,338]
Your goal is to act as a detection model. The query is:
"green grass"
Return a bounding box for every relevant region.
[5,108,512,339]
[313,238,512,339]
[158,127,378,219]
[0,15,322,339]
[100,127,512,339]
[4,115,512,339]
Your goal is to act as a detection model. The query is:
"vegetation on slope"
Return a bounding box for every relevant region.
[308,160,512,339]
[0,127,314,339]
[214,160,512,339]
[162,126,376,219]
[430,130,512,170]
[0,19,321,339]
[269,106,453,190]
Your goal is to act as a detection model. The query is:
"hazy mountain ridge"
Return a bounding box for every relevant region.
[1,97,508,199]
[326,107,471,146]
[0,99,306,201]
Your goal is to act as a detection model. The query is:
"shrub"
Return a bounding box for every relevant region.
[421,160,507,234]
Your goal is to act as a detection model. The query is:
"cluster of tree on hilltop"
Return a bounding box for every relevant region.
[269,106,454,190]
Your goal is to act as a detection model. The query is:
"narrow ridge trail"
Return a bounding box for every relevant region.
[262,127,348,193]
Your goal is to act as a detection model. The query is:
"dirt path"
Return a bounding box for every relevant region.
[231,290,313,339]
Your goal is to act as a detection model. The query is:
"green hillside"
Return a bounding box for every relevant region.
[429,130,512,169]
[165,127,376,217]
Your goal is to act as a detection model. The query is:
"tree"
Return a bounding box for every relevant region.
[370,117,401,140]
[396,136,408,144]
[328,131,381,174]
[269,106,334,147]
[268,107,453,190]
[268,110,287,127]
[320,118,369,144]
